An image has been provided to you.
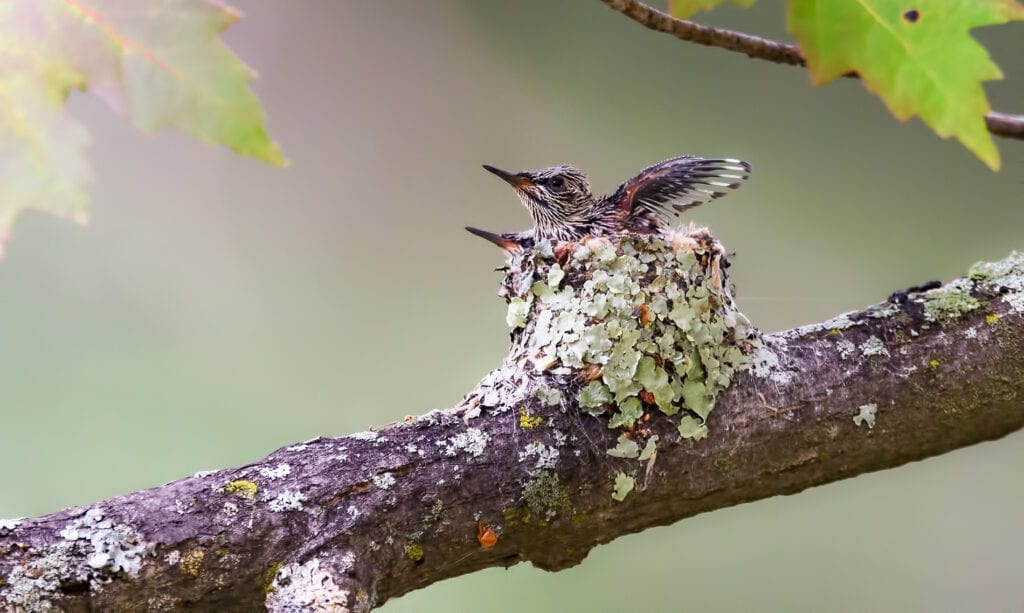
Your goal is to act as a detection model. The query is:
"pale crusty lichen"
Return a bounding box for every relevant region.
[258,464,292,480]
[437,428,490,457]
[267,490,308,512]
[518,441,559,469]
[59,507,146,575]
[859,336,890,358]
[266,558,349,612]
[2,508,146,611]
[2,545,73,610]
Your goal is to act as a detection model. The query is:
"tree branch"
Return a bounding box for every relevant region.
[2,235,1022,611]
[598,0,1024,141]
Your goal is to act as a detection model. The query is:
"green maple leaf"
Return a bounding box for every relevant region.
[0,0,285,256]
[788,0,1024,171]
[668,0,757,19]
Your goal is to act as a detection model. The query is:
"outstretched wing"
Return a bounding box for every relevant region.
[606,156,751,222]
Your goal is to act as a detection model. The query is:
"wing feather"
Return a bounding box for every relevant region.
[608,156,752,222]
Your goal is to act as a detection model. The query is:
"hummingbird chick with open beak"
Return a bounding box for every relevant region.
[466,155,750,252]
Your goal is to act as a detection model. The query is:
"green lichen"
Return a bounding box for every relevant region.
[404,544,424,562]
[535,384,563,406]
[264,561,283,594]
[578,380,612,412]
[608,397,643,429]
[923,282,979,323]
[611,473,635,501]
[638,435,659,461]
[225,480,258,500]
[677,415,708,440]
[522,469,572,521]
[854,404,877,429]
[606,434,640,458]
[518,406,544,429]
[180,549,205,577]
[506,296,532,329]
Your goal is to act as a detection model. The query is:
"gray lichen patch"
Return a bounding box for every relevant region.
[498,227,760,440]
[266,558,350,612]
[836,339,856,359]
[372,473,396,490]
[58,508,146,576]
[519,441,559,469]
[258,464,292,480]
[266,490,308,512]
[2,545,74,611]
[437,428,490,458]
[859,336,890,358]
[747,342,790,384]
[1,508,147,611]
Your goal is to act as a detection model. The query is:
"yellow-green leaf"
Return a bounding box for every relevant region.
[669,0,757,19]
[0,0,284,255]
[787,0,1024,170]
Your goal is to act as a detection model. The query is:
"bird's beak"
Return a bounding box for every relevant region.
[465,226,524,253]
[482,164,534,190]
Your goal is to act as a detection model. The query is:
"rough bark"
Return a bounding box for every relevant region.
[1,241,1022,612]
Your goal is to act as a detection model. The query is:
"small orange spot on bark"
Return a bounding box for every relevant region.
[477,521,498,548]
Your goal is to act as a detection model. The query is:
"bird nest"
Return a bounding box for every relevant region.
[471,224,761,442]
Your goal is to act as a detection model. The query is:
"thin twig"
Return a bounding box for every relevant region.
[599,0,1024,141]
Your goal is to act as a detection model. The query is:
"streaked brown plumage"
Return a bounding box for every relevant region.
[467,155,751,251]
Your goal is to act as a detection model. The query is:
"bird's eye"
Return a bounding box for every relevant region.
[549,176,566,190]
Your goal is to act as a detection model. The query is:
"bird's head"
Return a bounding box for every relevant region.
[482,164,593,235]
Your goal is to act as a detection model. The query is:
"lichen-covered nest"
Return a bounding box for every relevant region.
[471,225,761,446]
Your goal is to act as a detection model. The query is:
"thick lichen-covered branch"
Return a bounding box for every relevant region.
[1,234,1022,612]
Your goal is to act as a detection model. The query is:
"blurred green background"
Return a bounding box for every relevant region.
[2,1,1023,610]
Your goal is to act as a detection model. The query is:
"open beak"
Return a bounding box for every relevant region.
[482,164,534,190]
[465,226,525,253]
